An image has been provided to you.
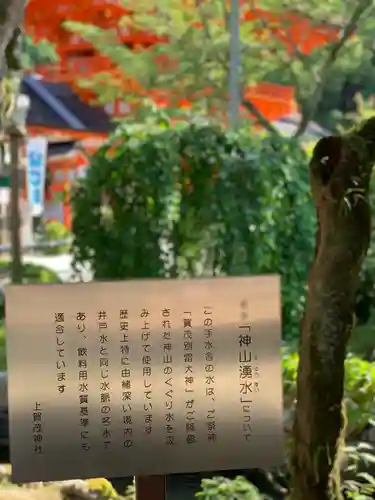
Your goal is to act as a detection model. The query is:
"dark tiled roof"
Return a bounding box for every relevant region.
[22,75,114,133]
[42,81,115,133]
[21,78,71,130]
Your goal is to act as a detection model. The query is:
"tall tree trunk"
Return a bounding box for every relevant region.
[0,0,26,73]
[289,118,375,500]
[0,0,26,141]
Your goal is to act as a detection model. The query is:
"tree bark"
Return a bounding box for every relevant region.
[289,118,375,500]
[0,0,26,73]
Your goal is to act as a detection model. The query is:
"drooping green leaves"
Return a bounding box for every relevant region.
[71,122,315,339]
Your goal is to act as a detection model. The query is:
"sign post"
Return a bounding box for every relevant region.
[26,137,48,217]
[5,275,283,489]
[135,476,166,500]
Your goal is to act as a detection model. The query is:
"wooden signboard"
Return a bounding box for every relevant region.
[5,276,283,484]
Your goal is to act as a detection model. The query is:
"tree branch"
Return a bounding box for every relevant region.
[220,0,230,32]
[195,2,229,69]
[293,0,373,138]
[195,0,279,134]
[242,97,281,135]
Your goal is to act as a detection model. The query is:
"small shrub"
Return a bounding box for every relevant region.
[71,123,315,341]
[192,447,375,500]
[37,220,71,255]
[343,442,375,499]
[0,261,61,284]
[196,476,264,500]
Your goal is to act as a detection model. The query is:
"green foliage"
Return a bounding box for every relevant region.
[195,455,375,500]
[0,260,62,284]
[345,355,375,435]
[37,220,72,255]
[22,34,59,70]
[344,443,375,499]
[197,476,263,500]
[283,349,375,437]
[71,122,314,339]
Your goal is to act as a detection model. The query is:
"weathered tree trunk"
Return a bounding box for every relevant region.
[0,0,26,73]
[289,118,375,500]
